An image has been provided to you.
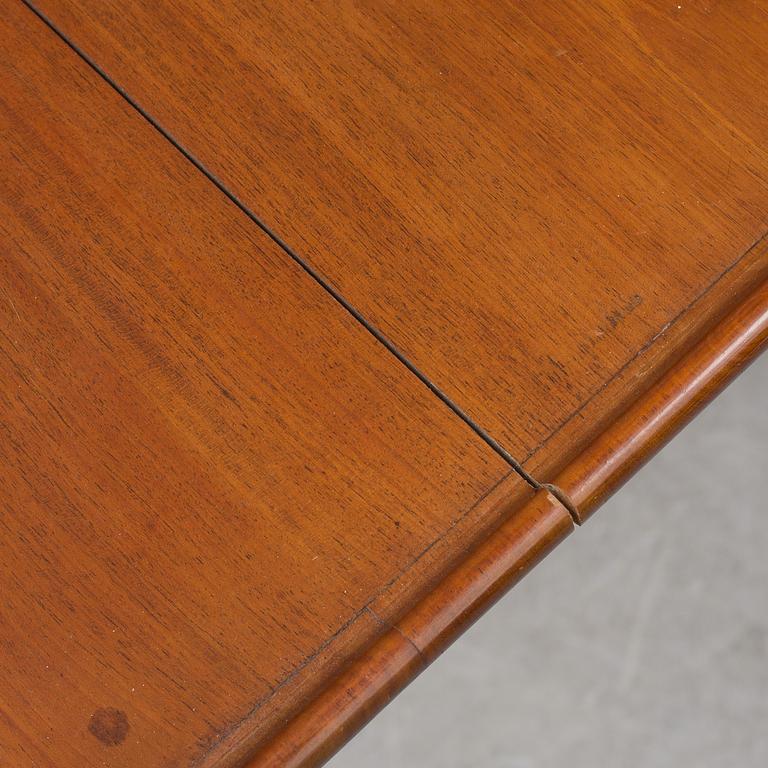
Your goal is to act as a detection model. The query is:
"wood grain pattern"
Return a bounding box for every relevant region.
[551,271,768,520]
[197,472,540,768]
[0,5,524,766]
[523,238,768,495]
[4,1,768,766]
[30,0,768,466]
[247,490,572,768]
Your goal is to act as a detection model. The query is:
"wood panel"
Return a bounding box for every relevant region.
[248,490,572,768]
[524,238,768,497]
[29,0,768,466]
[0,5,523,767]
[551,274,768,521]
[5,1,768,766]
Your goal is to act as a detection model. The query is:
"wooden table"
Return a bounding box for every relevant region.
[2,2,766,765]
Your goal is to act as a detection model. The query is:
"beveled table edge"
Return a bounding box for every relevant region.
[242,488,573,768]
[230,246,768,768]
[549,265,768,521]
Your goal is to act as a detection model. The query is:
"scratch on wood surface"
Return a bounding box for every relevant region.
[1,286,21,322]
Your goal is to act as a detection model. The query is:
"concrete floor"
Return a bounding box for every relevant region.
[331,353,768,768]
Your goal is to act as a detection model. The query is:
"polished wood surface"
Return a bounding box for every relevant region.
[524,240,768,498]
[31,0,768,466]
[552,269,768,520]
[3,1,768,766]
[0,5,521,766]
[248,490,572,768]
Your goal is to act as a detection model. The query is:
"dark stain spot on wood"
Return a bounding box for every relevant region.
[606,293,643,329]
[88,707,129,746]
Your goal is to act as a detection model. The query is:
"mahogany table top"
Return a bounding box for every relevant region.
[1,2,766,766]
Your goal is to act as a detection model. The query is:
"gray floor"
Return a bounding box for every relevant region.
[331,353,768,768]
